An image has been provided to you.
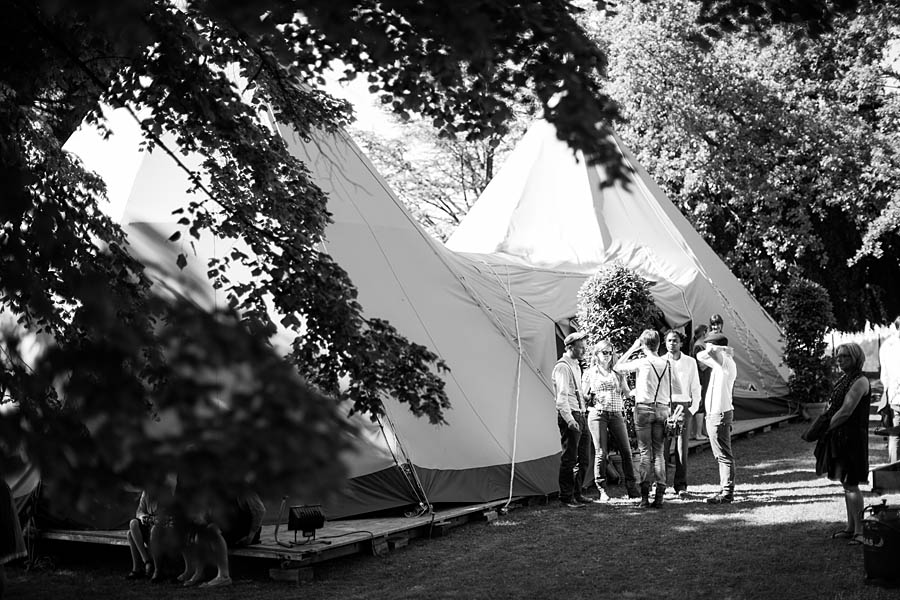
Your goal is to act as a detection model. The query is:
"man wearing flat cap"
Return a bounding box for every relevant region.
[696,332,737,504]
[553,331,592,507]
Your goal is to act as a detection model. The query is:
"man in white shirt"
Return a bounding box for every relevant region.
[876,316,900,462]
[664,330,701,498]
[553,331,591,507]
[696,332,738,504]
[615,329,682,509]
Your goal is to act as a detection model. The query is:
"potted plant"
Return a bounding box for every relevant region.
[778,277,836,419]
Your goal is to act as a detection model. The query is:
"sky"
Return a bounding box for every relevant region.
[63,67,395,223]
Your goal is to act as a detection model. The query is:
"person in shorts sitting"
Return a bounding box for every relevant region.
[180,490,265,588]
[126,490,158,579]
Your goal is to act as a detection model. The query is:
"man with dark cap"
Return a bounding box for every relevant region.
[696,331,737,504]
[553,331,592,507]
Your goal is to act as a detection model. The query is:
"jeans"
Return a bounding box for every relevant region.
[588,409,636,489]
[706,410,735,495]
[558,412,590,500]
[634,403,670,486]
[664,403,691,491]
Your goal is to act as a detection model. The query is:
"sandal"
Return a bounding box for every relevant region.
[831,529,853,539]
[848,533,865,546]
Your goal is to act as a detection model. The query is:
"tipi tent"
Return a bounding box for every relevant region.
[64,110,573,519]
[447,121,790,415]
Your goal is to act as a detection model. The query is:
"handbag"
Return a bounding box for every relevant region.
[801,411,831,442]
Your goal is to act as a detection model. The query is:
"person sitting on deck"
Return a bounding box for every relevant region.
[180,489,265,588]
[125,490,159,580]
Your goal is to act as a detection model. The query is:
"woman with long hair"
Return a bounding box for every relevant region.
[583,340,640,501]
[815,342,871,545]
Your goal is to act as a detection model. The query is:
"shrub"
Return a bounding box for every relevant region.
[576,264,665,450]
[575,263,665,351]
[778,277,836,404]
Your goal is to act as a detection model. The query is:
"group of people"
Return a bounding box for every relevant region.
[553,314,738,508]
[124,479,265,588]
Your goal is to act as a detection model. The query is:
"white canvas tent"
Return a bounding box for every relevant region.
[447,120,791,414]
[64,111,576,519]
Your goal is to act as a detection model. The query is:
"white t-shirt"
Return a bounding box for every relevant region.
[697,349,737,414]
[668,353,702,414]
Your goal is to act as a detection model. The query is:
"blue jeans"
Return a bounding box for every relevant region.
[706,410,735,496]
[588,409,636,489]
[634,403,669,486]
[558,412,590,500]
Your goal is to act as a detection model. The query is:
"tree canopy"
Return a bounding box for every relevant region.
[0,1,625,507]
[590,0,900,328]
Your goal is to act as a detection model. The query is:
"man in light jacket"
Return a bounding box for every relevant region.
[696,332,738,504]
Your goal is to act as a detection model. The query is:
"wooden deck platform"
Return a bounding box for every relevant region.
[686,414,794,453]
[38,498,516,569]
[38,414,794,574]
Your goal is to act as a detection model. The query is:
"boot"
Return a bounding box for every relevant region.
[650,483,665,508]
[638,482,651,508]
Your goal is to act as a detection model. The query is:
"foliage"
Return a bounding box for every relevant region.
[0,1,623,508]
[779,277,836,403]
[575,264,664,351]
[694,0,874,38]
[587,0,900,329]
[352,114,527,241]
[0,294,354,510]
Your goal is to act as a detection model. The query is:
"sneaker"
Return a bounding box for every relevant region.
[677,490,690,500]
[560,497,584,508]
[706,494,733,504]
[573,495,598,504]
[597,489,611,503]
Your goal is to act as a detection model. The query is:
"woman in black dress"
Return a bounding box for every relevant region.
[815,342,871,545]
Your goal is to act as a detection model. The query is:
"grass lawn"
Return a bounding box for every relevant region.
[6,422,900,600]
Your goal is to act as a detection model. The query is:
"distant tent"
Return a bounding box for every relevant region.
[446,121,790,414]
[64,110,572,520]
